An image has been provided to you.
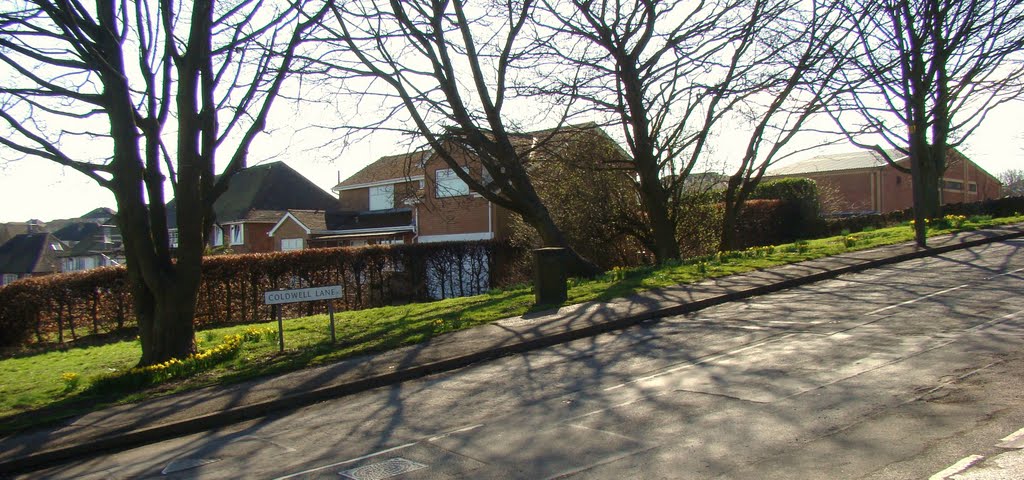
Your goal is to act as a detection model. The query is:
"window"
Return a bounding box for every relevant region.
[968,182,978,193]
[369,185,395,211]
[281,238,304,251]
[211,225,223,247]
[2,273,18,285]
[435,168,469,198]
[169,229,179,248]
[375,238,403,245]
[943,179,964,191]
[229,224,244,245]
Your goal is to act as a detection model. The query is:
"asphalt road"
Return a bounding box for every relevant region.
[21,239,1024,479]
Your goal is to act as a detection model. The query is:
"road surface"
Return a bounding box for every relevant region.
[22,239,1024,479]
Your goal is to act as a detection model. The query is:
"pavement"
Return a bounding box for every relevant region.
[1,224,1023,476]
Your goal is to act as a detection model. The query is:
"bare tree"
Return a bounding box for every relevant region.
[536,0,840,259]
[718,0,849,250]
[313,0,601,276]
[0,0,326,365]
[999,168,1024,197]
[829,0,1024,246]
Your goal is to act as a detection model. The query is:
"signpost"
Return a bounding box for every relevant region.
[264,285,343,352]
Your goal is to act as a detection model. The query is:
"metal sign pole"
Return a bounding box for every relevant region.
[277,304,285,353]
[329,302,336,344]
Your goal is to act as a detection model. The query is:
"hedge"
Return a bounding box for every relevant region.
[0,240,527,349]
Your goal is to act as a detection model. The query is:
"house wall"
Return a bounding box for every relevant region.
[271,218,309,251]
[778,153,1002,216]
[794,170,876,214]
[228,223,275,254]
[339,180,420,211]
[417,153,495,241]
[339,188,370,211]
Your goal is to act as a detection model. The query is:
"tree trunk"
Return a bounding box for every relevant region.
[720,202,741,252]
[523,205,602,278]
[123,235,200,366]
[135,280,199,366]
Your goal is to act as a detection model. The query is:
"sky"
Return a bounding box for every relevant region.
[0,100,1020,224]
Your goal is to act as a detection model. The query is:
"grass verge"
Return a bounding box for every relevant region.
[0,215,1020,434]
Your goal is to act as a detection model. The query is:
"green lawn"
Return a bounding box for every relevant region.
[0,215,1019,433]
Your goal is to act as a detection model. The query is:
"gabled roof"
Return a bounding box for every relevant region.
[53,222,101,243]
[769,149,907,176]
[0,233,64,275]
[167,162,338,228]
[268,209,330,237]
[80,207,115,221]
[335,151,431,191]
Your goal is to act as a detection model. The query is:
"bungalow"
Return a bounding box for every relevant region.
[167,162,339,254]
[0,232,67,285]
[766,148,1002,215]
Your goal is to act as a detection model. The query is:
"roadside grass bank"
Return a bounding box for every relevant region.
[1,214,1019,434]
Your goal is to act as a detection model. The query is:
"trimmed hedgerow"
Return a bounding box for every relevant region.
[0,241,527,349]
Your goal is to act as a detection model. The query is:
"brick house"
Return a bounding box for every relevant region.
[766,148,1002,215]
[304,143,516,247]
[167,162,338,254]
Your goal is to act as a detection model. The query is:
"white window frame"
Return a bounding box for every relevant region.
[229,224,244,245]
[280,238,304,251]
[169,229,180,248]
[369,184,395,211]
[211,225,224,247]
[435,168,469,198]
[2,273,18,285]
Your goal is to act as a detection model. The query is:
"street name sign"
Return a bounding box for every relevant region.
[264,285,342,305]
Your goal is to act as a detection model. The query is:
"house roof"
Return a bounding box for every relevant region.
[769,149,908,176]
[0,233,64,275]
[80,207,115,221]
[268,209,330,237]
[167,162,338,228]
[53,222,101,243]
[333,123,620,191]
[335,151,431,190]
[285,209,328,231]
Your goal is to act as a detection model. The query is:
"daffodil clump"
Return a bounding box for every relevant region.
[88,334,246,392]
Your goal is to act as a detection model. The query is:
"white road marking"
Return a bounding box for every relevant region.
[984,266,1024,280]
[997,426,1024,449]
[272,441,417,479]
[865,284,969,316]
[602,334,795,392]
[929,454,985,480]
[428,423,484,441]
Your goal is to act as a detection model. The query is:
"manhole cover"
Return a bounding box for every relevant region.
[339,457,426,480]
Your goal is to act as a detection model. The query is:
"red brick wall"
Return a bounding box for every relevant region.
[230,223,274,254]
[417,152,494,238]
[270,217,309,251]
[339,188,369,211]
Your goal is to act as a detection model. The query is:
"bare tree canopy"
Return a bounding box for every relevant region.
[829,0,1024,245]
[531,0,848,257]
[312,0,601,275]
[0,0,325,365]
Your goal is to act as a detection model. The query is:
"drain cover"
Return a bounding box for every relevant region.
[339,457,426,479]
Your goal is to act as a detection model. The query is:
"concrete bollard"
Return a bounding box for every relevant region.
[533,247,568,305]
